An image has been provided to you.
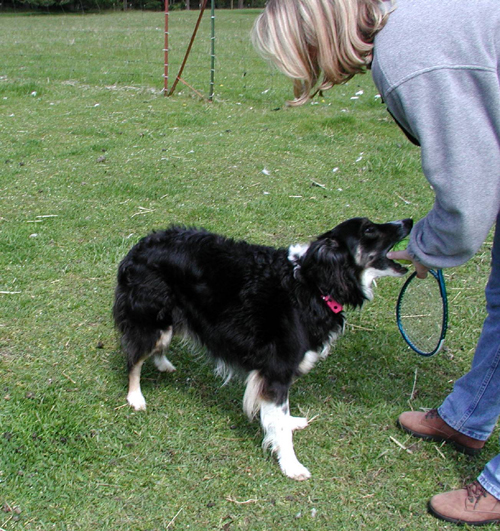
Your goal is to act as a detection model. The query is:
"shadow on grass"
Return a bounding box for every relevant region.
[107,324,456,439]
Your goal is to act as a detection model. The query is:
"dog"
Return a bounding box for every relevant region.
[113,217,412,480]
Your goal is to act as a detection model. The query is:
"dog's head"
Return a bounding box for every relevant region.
[293,217,413,307]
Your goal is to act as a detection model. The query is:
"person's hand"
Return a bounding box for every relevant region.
[387,249,430,279]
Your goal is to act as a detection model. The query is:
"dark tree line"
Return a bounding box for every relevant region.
[1,0,265,11]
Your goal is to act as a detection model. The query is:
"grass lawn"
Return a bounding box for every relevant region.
[0,9,496,530]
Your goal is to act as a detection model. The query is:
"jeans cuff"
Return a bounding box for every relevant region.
[478,473,500,501]
[437,406,490,441]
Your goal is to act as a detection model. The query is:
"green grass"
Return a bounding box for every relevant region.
[0,9,496,530]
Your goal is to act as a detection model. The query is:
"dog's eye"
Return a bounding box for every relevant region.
[364,226,375,235]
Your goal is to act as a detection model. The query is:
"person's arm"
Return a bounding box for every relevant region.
[385,66,500,269]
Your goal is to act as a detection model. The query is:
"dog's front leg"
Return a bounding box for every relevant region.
[281,399,309,431]
[260,400,311,481]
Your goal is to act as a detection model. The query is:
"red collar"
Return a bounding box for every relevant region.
[322,295,343,314]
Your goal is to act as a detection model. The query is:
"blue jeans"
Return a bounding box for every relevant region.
[438,212,500,499]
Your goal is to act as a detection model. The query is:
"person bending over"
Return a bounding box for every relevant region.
[252,0,500,525]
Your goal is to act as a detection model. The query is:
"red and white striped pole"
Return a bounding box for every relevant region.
[163,0,169,95]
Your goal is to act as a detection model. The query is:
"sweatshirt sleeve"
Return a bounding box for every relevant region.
[384,66,500,269]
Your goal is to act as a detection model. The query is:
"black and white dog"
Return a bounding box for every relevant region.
[113,217,412,480]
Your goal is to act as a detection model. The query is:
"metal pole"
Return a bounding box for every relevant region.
[209,0,215,101]
[163,0,169,95]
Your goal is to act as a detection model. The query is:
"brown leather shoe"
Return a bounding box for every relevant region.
[429,481,500,525]
[397,409,485,456]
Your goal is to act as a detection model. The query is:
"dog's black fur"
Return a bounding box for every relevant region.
[113,217,412,480]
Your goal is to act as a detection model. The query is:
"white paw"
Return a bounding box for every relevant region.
[289,416,309,431]
[154,355,176,373]
[280,459,311,481]
[127,390,147,411]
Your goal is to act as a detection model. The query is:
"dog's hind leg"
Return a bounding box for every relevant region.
[153,328,176,373]
[127,356,148,411]
[244,371,311,481]
[125,327,174,411]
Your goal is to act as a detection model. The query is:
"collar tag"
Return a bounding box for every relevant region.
[322,295,343,314]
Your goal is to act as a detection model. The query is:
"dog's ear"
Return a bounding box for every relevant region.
[316,237,340,259]
[300,237,365,307]
[303,237,350,294]
[294,238,339,279]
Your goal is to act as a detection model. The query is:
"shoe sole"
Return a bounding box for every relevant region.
[396,420,483,456]
[428,501,500,526]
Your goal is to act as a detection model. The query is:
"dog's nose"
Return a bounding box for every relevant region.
[390,218,413,233]
[391,218,413,237]
[403,218,413,231]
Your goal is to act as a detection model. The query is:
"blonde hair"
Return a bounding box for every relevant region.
[252,0,390,105]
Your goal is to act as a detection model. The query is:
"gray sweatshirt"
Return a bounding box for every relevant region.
[371,0,500,269]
